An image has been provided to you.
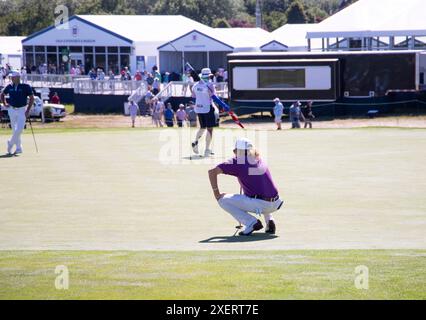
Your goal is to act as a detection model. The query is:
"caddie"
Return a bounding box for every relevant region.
[208,138,284,236]
[191,67,218,157]
[0,71,34,155]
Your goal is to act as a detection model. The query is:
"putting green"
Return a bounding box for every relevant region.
[0,128,425,250]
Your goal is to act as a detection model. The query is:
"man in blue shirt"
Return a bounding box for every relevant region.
[0,71,34,155]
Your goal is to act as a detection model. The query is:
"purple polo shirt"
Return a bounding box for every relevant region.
[217,157,279,198]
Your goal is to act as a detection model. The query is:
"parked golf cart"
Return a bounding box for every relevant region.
[29,96,67,122]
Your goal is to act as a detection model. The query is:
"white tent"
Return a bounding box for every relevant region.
[262,24,320,51]
[307,0,426,51]
[0,36,25,69]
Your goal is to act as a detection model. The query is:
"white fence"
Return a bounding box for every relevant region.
[74,79,144,95]
[24,74,88,88]
[155,81,228,102]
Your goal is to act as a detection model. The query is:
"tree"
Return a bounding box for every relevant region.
[263,11,287,32]
[306,7,328,23]
[228,18,255,28]
[285,0,308,24]
[262,0,290,13]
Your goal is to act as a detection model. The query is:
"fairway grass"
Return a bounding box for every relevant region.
[0,250,425,300]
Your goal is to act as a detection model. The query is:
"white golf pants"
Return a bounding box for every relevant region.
[8,107,26,152]
[218,194,283,227]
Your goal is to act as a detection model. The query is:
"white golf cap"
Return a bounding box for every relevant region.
[200,67,212,77]
[273,97,280,102]
[9,71,21,77]
[235,138,253,150]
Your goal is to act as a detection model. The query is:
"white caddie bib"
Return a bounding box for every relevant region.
[193,81,212,114]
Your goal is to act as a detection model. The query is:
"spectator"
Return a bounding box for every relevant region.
[142,70,149,82]
[143,89,154,116]
[216,68,224,82]
[128,100,139,128]
[75,65,82,76]
[88,68,97,80]
[181,71,194,96]
[21,67,27,83]
[289,101,305,129]
[97,68,105,93]
[152,77,161,95]
[0,67,5,87]
[164,103,175,127]
[303,101,315,129]
[152,66,162,82]
[185,101,197,127]
[134,71,143,82]
[163,72,170,84]
[108,71,115,91]
[51,92,60,104]
[273,98,284,130]
[176,104,188,128]
[88,68,97,93]
[121,67,131,81]
[146,73,154,88]
[151,97,164,127]
[97,68,105,80]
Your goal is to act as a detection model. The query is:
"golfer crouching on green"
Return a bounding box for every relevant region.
[208,138,284,236]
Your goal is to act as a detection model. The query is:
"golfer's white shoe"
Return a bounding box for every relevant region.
[6,141,12,155]
[192,142,199,154]
[15,148,23,154]
[239,219,263,236]
[204,149,212,157]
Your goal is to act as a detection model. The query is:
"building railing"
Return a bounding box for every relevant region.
[24,74,89,88]
[154,81,228,102]
[74,78,145,95]
[127,82,148,103]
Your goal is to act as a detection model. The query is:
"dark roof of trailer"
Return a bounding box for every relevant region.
[229,58,339,64]
[228,50,426,59]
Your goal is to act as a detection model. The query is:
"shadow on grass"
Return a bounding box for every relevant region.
[182,156,228,161]
[0,153,18,159]
[200,233,278,243]
[182,155,205,161]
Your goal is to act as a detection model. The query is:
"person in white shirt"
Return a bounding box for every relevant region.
[128,100,139,128]
[273,98,284,130]
[181,71,194,96]
[191,67,218,157]
[151,97,164,127]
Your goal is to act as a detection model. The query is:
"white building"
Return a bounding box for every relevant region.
[307,0,426,51]
[0,36,25,69]
[22,15,210,74]
[158,27,270,73]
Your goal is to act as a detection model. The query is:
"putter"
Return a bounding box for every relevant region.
[28,117,38,153]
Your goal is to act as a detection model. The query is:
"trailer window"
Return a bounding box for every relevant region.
[258,69,306,89]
